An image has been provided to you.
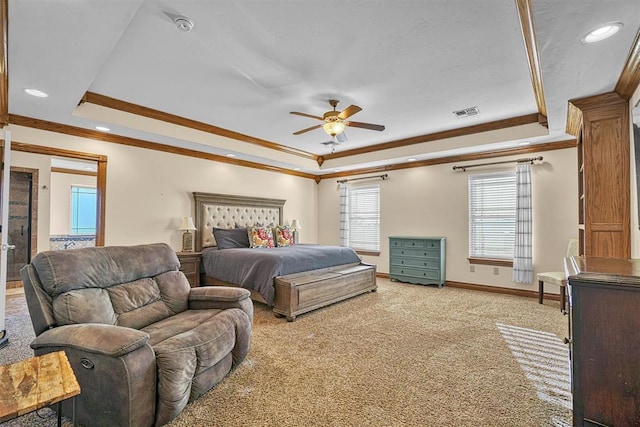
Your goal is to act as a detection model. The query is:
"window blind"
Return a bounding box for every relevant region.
[468,172,516,259]
[348,184,380,251]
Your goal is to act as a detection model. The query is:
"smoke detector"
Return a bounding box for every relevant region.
[174,16,194,32]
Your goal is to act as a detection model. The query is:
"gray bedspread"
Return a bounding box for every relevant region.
[201,244,362,305]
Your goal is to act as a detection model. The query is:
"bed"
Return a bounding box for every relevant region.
[193,192,377,320]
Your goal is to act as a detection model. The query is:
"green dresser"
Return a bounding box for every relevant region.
[388,237,446,287]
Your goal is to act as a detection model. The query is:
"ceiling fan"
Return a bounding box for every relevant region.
[290,99,385,138]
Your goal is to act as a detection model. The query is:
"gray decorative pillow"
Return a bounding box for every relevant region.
[213,227,250,249]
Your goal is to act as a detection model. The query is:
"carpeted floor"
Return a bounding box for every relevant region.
[1,279,572,426]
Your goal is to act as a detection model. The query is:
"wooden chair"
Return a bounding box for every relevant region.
[537,239,579,312]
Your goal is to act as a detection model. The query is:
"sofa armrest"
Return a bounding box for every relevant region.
[189,286,253,320]
[31,323,150,357]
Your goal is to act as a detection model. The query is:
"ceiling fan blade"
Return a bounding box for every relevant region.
[293,124,323,135]
[338,105,362,120]
[290,111,324,120]
[347,121,385,131]
[336,132,348,143]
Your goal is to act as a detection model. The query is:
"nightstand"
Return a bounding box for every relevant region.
[176,251,202,287]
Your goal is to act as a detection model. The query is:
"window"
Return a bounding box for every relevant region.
[71,186,97,234]
[468,172,516,261]
[346,184,380,252]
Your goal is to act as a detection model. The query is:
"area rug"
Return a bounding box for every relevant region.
[2,279,573,426]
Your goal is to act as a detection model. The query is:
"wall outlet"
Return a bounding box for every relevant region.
[469,265,475,273]
[493,267,499,275]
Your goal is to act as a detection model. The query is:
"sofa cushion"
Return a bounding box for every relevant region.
[51,270,191,328]
[53,288,117,326]
[31,243,180,297]
[110,271,190,329]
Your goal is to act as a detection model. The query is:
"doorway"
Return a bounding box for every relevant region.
[6,168,38,284]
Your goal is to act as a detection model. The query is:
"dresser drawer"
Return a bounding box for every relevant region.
[390,257,440,269]
[179,260,198,275]
[391,248,440,258]
[390,266,440,281]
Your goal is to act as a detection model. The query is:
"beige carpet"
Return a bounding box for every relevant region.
[169,279,572,427]
[2,279,572,426]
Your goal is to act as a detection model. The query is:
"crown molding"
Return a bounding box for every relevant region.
[81,91,319,161]
[316,139,576,181]
[8,114,317,180]
[516,0,548,118]
[321,113,543,161]
[9,114,574,183]
[615,28,640,100]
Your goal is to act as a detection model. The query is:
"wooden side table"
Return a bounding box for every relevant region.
[176,251,202,287]
[0,350,81,426]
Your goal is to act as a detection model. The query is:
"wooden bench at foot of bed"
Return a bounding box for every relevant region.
[273,262,377,321]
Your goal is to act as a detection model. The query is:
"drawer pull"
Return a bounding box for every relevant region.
[412,242,415,246]
[401,261,404,264]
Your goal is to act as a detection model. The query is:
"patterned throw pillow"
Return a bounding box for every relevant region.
[274,225,294,247]
[248,226,275,248]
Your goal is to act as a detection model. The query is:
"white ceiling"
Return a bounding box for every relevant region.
[8,1,640,175]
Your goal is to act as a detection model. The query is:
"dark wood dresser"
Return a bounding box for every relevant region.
[565,256,640,426]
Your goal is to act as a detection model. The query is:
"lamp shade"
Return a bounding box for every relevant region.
[290,219,302,231]
[323,121,346,136]
[179,216,197,231]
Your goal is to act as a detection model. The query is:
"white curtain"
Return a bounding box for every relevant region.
[512,163,533,283]
[339,183,349,246]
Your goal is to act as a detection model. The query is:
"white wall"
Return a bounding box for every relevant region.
[8,125,318,252]
[8,124,579,294]
[318,148,578,294]
[50,172,97,235]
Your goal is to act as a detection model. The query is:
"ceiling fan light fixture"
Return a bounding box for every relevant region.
[323,121,346,136]
[582,22,623,43]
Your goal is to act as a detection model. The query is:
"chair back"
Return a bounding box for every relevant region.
[566,239,580,257]
[20,243,188,335]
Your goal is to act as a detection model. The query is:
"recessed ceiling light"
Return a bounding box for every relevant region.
[226,153,236,158]
[518,141,530,146]
[95,126,110,132]
[174,16,194,32]
[407,158,417,162]
[24,88,48,98]
[84,166,95,171]
[293,167,300,171]
[582,22,623,43]
[334,169,341,172]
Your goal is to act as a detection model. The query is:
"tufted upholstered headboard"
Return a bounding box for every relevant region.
[193,192,285,251]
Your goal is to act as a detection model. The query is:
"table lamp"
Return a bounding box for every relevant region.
[290,219,302,244]
[179,216,197,252]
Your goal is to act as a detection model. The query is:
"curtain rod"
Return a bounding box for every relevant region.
[337,173,388,184]
[452,156,543,172]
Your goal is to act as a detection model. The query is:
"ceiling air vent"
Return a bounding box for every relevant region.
[453,106,480,118]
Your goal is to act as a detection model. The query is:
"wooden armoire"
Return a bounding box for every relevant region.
[567,92,630,258]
